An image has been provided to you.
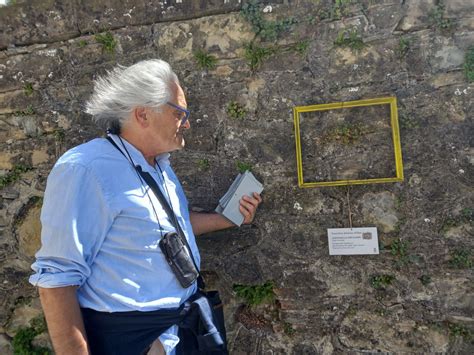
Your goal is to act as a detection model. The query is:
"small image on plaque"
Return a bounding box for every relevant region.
[362,232,372,240]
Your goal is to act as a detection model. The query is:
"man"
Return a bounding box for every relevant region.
[29,59,262,354]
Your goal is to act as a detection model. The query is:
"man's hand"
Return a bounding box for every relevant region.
[189,192,263,235]
[239,192,263,224]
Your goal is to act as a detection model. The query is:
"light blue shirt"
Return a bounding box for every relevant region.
[30,134,200,352]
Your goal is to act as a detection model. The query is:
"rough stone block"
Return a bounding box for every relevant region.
[4,298,42,337]
[359,191,399,233]
[397,0,436,32]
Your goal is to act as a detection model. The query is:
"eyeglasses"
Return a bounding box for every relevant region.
[166,102,190,125]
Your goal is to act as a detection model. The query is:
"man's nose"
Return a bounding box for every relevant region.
[181,118,190,129]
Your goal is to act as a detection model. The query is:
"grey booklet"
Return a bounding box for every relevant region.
[215,170,264,226]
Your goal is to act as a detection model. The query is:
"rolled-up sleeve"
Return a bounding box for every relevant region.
[30,162,114,288]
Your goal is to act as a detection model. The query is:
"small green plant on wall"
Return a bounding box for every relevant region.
[331,0,352,20]
[283,322,296,336]
[236,161,253,173]
[233,281,275,306]
[194,49,217,70]
[226,101,246,119]
[464,46,474,82]
[370,274,395,289]
[396,37,410,59]
[244,42,276,71]
[197,158,210,172]
[419,274,431,286]
[54,128,66,143]
[78,39,88,48]
[12,315,51,355]
[241,0,297,41]
[334,27,365,52]
[449,249,472,269]
[323,122,370,144]
[14,105,35,117]
[23,82,34,96]
[291,40,310,55]
[439,208,473,233]
[398,112,420,129]
[95,31,117,54]
[440,217,458,233]
[461,207,473,221]
[0,165,32,189]
[391,238,411,268]
[243,40,309,71]
[446,322,472,341]
[428,1,453,31]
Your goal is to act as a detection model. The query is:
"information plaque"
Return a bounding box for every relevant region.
[328,227,379,255]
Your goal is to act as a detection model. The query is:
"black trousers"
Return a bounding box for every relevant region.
[81,291,227,355]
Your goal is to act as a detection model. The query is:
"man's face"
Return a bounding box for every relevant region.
[147,83,190,153]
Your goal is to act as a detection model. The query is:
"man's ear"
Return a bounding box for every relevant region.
[133,107,148,128]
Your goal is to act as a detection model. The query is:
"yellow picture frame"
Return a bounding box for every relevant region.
[293,97,404,188]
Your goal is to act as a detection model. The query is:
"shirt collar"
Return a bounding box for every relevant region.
[107,133,170,173]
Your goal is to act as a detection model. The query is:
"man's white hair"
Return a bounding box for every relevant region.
[85,59,179,132]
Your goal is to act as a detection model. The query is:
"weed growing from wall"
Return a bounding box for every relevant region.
[419,274,432,286]
[241,0,297,41]
[314,0,352,20]
[391,239,410,268]
[346,304,358,318]
[399,113,420,129]
[370,274,395,289]
[13,105,35,116]
[331,0,352,20]
[78,39,88,48]
[197,158,210,172]
[23,82,34,96]
[334,27,365,52]
[244,41,308,71]
[233,281,275,306]
[460,207,473,221]
[440,217,458,233]
[236,161,253,173]
[305,14,318,25]
[396,37,410,59]
[95,31,117,53]
[283,322,296,336]
[226,101,246,119]
[428,1,453,32]
[439,208,473,233]
[446,322,472,341]
[323,122,370,144]
[32,196,44,208]
[449,250,472,269]
[244,42,276,71]
[0,165,32,189]
[375,307,393,317]
[291,40,310,55]
[12,315,51,355]
[194,49,217,70]
[464,46,474,82]
[53,128,66,143]
[393,215,406,233]
[240,0,301,70]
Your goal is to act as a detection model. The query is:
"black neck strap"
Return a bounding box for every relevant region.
[106,136,203,283]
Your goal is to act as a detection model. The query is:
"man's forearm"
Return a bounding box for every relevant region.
[38,286,89,355]
[189,211,235,236]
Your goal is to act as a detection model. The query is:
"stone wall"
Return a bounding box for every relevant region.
[0,0,473,353]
